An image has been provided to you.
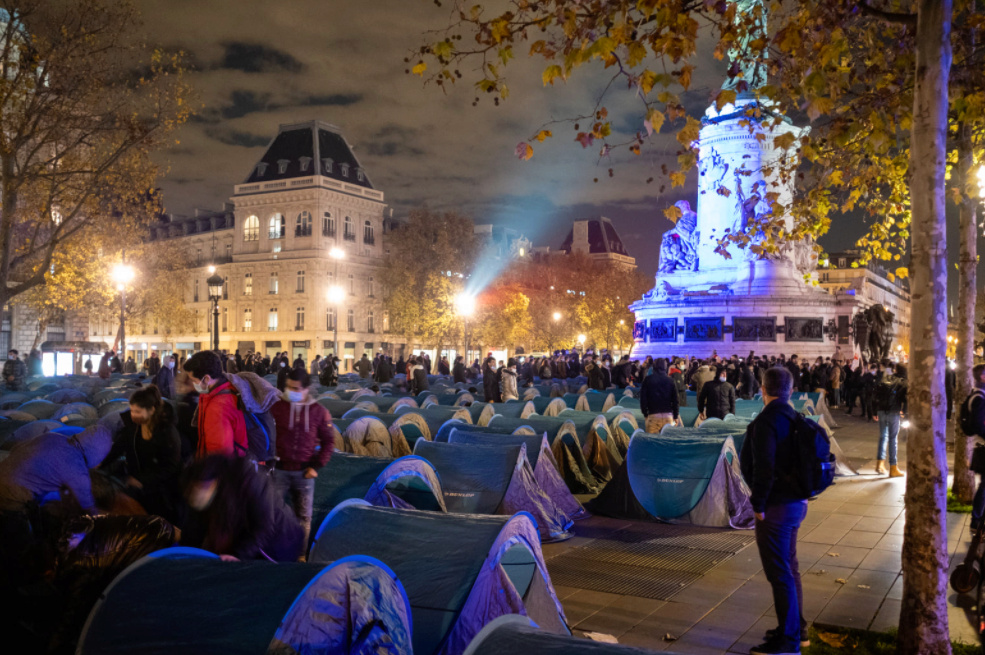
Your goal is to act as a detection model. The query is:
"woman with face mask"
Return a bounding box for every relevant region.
[180,455,304,562]
[269,369,334,554]
[99,386,182,521]
[152,354,178,399]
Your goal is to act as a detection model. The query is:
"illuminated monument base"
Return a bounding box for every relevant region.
[631,95,854,361]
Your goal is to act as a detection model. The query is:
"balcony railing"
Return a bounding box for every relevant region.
[343,232,356,242]
[323,227,336,237]
[363,235,375,245]
[295,226,312,237]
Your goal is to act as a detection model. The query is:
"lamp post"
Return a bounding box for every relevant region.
[578,333,586,353]
[456,293,476,364]
[111,263,135,359]
[327,285,345,359]
[550,311,561,353]
[207,270,225,352]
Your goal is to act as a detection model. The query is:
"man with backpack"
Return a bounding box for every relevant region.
[960,364,985,529]
[741,367,827,655]
[183,351,247,459]
[270,369,334,553]
[873,362,908,477]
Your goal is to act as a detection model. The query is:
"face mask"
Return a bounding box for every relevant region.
[167,361,175,369]
[193,380,210,394]
[286,390,305,403]
[280,362,286,368]
[719,376,727,382]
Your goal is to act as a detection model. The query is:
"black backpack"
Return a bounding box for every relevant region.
[788,415,836,498]
[960,390,985,438]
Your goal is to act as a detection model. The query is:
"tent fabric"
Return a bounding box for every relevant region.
[541,398,568,417]
[608,410,637,457]
[389,412,431,448]
[447,429,588,522]
[78,549,413,655]
[3,420,63,449]
[309,505,568,655]
[463,615,671,655]
[487,415,600,493]
[522,388,540,401]
[364,456,447,512]
[340,417,400,458]
[53,403,99,421]
[390,397,419,412]
[46,389,90,404]
[512,425,536,436]
[453,393,474,407]
[413,440,573,542]
[311,453,392,530]
[627,433,754,529]
[16,399,62,420]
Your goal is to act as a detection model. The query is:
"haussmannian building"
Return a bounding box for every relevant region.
[115,120,400,371]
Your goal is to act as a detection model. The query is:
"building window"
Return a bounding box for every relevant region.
[196,248,203,266]
[269,272,278,295]
[193,279,199,303]
[277,159,290,174]
[341,163,350,178]
[348,274,355,295]
[295,307,305,331]
[222,307,228,332]
[295,210,312,237]
[322,158,333,174]
[343,216,355,241]
[268,214,285,239]
[255,162,268,177]
[299,156,312,172]
[296,270,305,293]
[367,310,375,333]
[244,308,253,332]
[326,307,336,330]
[323,212,335,237]
[368,276,375,298]
[347,309,355,332]
[244,273,253,296]
[383,310,390,333]
[268,308,278,331]
[356,168,365,182]
[225,244,232,261]
[363,220,375,245]
[222,277,228,300]
[243,215,259,242]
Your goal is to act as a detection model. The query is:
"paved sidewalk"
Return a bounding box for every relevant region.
[541,410,980,653]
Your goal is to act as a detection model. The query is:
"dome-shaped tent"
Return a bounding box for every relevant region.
[463,615,672,655]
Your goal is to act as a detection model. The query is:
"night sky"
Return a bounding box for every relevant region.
[136,0,980,303]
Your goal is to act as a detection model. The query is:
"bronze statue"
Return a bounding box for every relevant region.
[854,304,895,362]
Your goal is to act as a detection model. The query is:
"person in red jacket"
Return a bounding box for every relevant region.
[269,368,334,553]
[183,351,247,459]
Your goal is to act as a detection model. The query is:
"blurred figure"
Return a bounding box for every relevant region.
[153,354,178,400]
[3,349,26,391]
[182,351,247,458]
[180,455,304,562]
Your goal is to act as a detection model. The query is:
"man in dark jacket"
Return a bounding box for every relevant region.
[3,349,27,391]
[374,356,394,384]
[452,356,467,384]
[270,369,334,551]
[482,357,502,402]
[785,355,801,391]
[740,367,809,655]
[698,366,736,419]
[640,359,679,433]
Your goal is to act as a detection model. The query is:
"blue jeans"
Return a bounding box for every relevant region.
[877,411,900,465]
[273,469,315,545]
[755,500,808,649]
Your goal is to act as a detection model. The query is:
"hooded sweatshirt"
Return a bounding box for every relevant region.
[269,395,334,471]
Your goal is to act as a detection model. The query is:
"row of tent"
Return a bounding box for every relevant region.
[76,505,672,655]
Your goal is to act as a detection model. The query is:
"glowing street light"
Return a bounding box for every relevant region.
[111,263,135,357]
[578,334,586,349]
[207,264,216,274]
[456,293,476,363]
[329,247,345,261]
[552,311,561,322]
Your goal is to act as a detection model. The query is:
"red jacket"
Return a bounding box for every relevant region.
[196,381,247,458]
[269,398,334,471]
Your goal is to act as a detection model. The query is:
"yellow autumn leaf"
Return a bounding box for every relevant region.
[670,171,687,187]
[715,89,737,112]
[542,64,564,86]
[644,107,665,136]
[639,70,658,96]
[534,129,552,142]
[411,62,427,76]
[663,204,683,222]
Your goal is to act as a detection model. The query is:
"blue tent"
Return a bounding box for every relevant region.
[464,615,673,655]
[413,440,573,542]
[589,432,754,529]
[78,547,413,654]
[310,504,569,655]
[447,428,588,522]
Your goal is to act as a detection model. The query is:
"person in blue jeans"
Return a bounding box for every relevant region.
[874,362,907,477]
[740,367,809,655]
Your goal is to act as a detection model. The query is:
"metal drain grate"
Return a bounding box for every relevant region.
[546,524,755,600]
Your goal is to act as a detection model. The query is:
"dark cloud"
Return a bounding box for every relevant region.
[204,127,269,148]
[219,41,304,73]
[363,141,426,157]
[298,93,363,107]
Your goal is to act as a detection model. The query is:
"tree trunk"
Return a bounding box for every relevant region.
[899,1,952,653]
[952,121,977,502]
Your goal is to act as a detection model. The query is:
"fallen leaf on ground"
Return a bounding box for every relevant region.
[817,631,850,648]
[583,632,618,643]
[806,569,827,575]
[827,552,840,557]
[857,584,871,589]
[835,578,847,584]
[664,633,678,642]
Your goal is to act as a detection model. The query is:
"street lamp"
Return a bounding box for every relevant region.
[207,271,225,352]
[328,285,345,358]
[456,293,476,364]
[578,333,586,352]
[552,311,561,322]
[111,263,135,359]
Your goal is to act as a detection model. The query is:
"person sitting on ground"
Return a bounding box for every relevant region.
[270,369,334,551]
[640,358,680,433]
[697,365,737,420]
[180,455,304,562]
[99,386,182,522]
[182,351,247,459]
